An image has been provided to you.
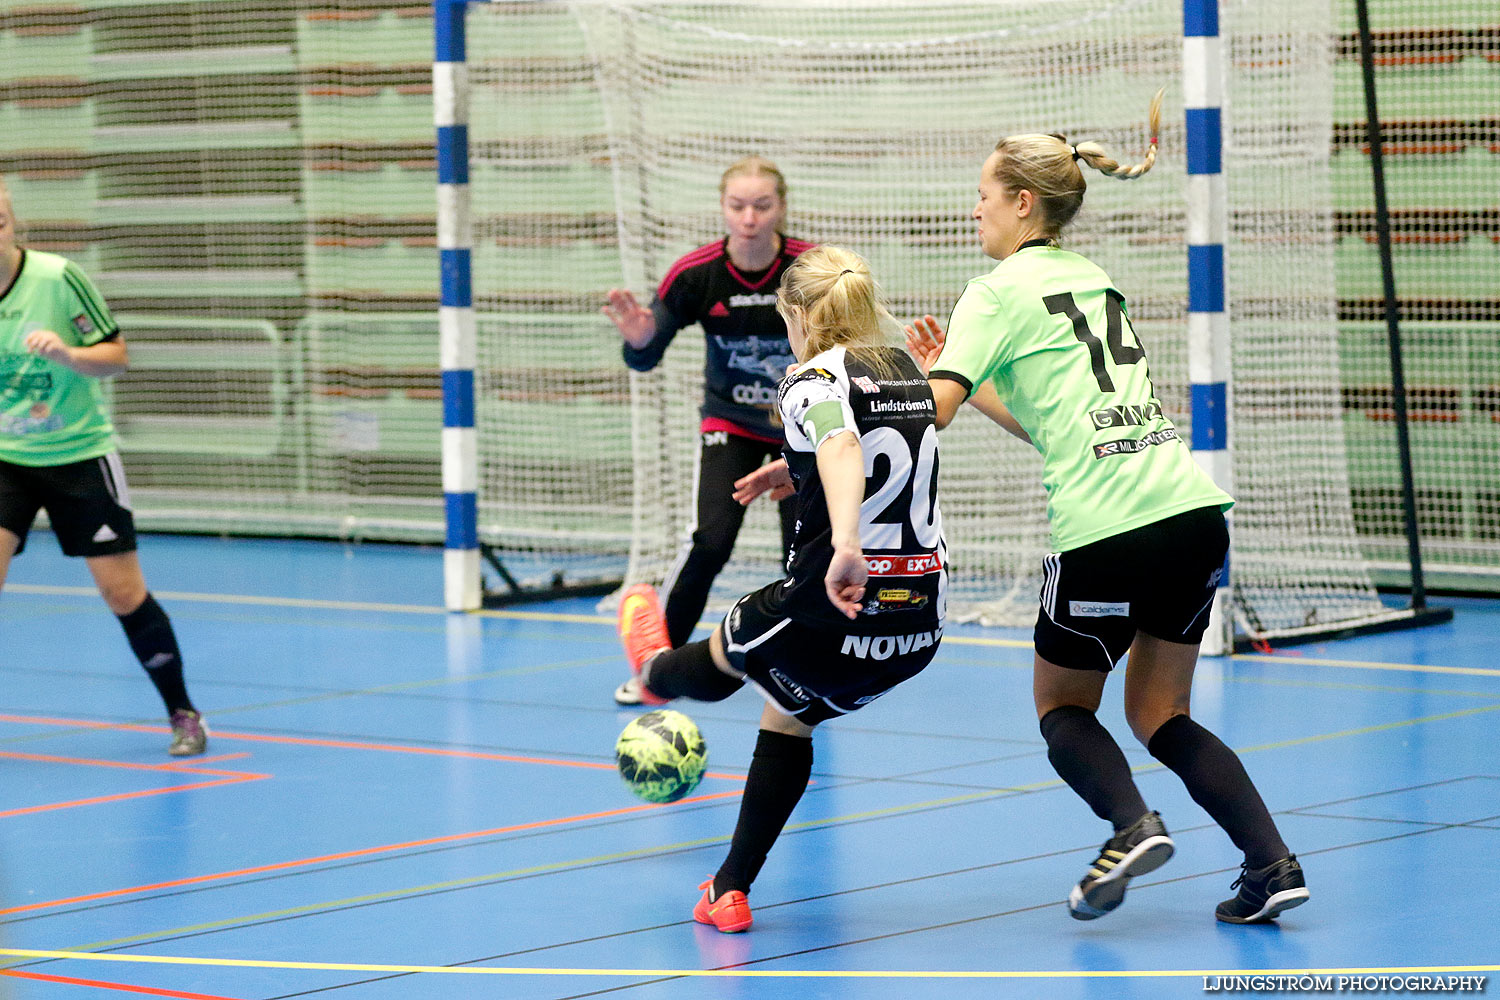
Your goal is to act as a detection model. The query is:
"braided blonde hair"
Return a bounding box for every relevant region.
[989,88,1163,235]
[776,245,899,377]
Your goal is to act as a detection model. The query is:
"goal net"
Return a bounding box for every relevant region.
[470,0,1396,642]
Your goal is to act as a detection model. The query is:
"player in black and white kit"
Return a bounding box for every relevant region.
[603,157,814,681]
[615,246,946,933]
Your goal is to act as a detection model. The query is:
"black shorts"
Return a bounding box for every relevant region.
[721,583,942,726]
[1033,505,1229,672]
[0,453,138,557]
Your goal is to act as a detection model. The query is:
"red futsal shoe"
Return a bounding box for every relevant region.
[694,878,753,933]
[616,584,670,706]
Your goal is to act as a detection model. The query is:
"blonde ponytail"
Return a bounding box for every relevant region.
[1074,88,1163,181]
[777,245,899,377]
[989,88,1164,234]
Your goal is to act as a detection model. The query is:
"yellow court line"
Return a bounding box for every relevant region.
[67,694,1488,953]
[10,584,1494,675]
[1231,652,1500,679]
[0,950,1495,980]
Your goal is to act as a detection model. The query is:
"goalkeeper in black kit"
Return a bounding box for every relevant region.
[602,157,813,686]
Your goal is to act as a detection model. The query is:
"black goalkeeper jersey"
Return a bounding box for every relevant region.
[622,235,813,441]
[771,345,947,633]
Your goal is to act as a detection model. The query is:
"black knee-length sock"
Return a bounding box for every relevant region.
[1039,705,1149,831]
[641,640,743,702]
[117,594,195,715]
[713,729,813,897]
[1147,714,1288,868]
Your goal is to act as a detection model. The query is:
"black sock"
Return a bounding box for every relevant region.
[1039,705,1149,831]
[117,594,194,715]
[1147,714,1288,868]
[714,729,813,897]
[642,640,743,702]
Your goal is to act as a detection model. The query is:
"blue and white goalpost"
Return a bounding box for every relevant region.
[1183,0,1233,655]
[435,0,479,611]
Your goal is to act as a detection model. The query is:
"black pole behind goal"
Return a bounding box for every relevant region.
[1232,1,1454,650]
[1354,0,1430,612]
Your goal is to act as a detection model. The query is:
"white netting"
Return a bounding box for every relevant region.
[3,0,1490,620]
[1330,0,1500,588]
[484,0,1388,638]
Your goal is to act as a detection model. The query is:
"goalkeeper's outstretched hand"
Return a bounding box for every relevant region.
[602,288,656,348]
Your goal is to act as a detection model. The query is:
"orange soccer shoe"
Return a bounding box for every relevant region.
[693,878,753,933]
[616,584,670,706]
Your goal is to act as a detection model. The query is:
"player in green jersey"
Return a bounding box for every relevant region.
[0,178,208,757]
[905,93,1308,925]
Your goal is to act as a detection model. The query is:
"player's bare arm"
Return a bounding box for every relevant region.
[23,329,129,377]
[815,430,866,620]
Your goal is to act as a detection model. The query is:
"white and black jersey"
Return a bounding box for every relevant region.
[772,345,947,633]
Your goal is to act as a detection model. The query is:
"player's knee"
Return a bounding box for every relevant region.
[1125,699,1189,747]
[98,578,148,616]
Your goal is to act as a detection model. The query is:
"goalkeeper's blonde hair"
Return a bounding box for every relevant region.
[990,88,1163,236]
[719,155,787,202]
[777,245,899,377]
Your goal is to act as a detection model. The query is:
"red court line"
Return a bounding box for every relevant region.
[0,967,246,999]
[0,712,744,781]
[0,713,166,734]
[0,750,264,779]
[213,730,751,780]
[0,788,745,917]
[0,775,267,820]
[0,750,271,820]
[171,753,252,766]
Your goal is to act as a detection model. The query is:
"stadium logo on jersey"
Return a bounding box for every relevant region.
[1093,427,1179,459]
[852,375,880,394]
[728,293,777,308]
[1090,401,1162,429]
[732,383,779,405]
[71,313,95,335]
[708,301,730,317]
[840,629,942,660]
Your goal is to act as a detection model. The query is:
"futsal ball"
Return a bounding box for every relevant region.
[615,709,708,803]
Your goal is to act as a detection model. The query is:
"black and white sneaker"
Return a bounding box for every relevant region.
[1068,810,1175,920]
[1215,854,1309,923]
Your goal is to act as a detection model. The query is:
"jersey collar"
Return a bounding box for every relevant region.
[725,235,785,291]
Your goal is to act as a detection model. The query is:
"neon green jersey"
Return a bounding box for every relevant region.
[0,250,120,466]
[930,244,1232,551]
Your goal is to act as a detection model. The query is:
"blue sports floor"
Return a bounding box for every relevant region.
[1,534,1496,998]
